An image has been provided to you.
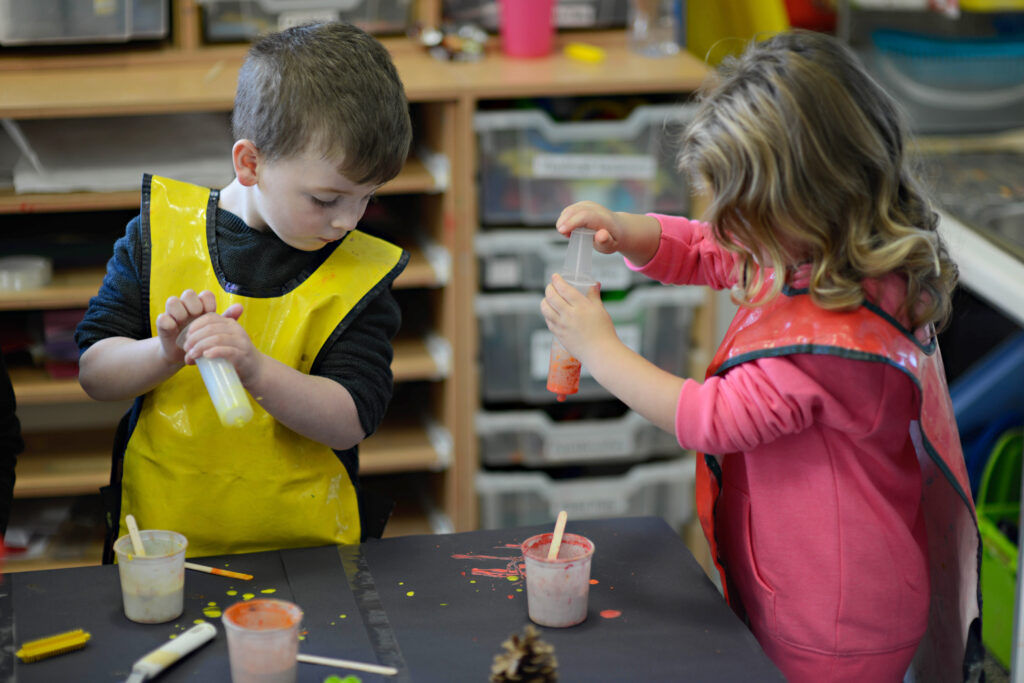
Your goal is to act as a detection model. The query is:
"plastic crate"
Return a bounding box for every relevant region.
[867,28,1024,133]
[0,0,167,45]
[197,0,411,42]
[976,428,1022,671]
[474,104,695,226]
[477,408,682,467]
[475,285,703,404]
[476,456,696,530]
[475,228,648,292]
[443,0,627,30]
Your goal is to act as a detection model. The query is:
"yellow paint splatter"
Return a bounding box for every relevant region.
[405,591,414,597]
[398,581,404,586]
[169,634,177,639]
[260,588,276,594]
[203,608,222,618]
[440,603,448,607]
[207,601,217,607]
[226,590,238,596]
[506,576,518,582]
[193,619,206,625]
[339,614,347,619]
[469,580,476,584]
[242,593,255,600]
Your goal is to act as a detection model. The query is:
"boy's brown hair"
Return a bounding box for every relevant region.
[232,22,412,185]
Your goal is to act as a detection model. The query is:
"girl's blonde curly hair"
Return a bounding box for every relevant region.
[680,29,957,333]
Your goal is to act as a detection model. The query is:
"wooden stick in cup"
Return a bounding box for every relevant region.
[297,653,398,676]
[548,510,568,560]
[125,514,146,557]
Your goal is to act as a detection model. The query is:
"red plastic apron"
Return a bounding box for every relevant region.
[695,282,980,681]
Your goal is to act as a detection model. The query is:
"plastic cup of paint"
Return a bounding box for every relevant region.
[222,598,304,683]
[113,529,188,624]
[522,532,595,627]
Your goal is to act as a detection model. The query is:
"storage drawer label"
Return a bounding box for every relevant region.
[532,154,656,180]
[545,431,633,461]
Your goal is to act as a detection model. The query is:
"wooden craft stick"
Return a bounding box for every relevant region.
[548,510,568,560]
[125,514,146,557]
[184,562,253,581]
[297,653,399,676]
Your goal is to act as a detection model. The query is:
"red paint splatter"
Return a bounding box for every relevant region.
[589,579,599,584]
[600,610,622,619]
[507,595,514,600]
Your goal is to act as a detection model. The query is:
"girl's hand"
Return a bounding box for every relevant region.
[176,304,261,386]
[541,273,618,367]
[154,289,217,363]
[555,201,662,266]
[556,201,626,254]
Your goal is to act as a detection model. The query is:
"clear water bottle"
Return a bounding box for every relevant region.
[628,0,681,58]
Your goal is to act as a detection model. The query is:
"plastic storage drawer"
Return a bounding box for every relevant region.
[197,0,411,41]
[0,0,167,45]
[476,286,703,404]
[866,29,1024,133]
[443,0,627,30]
[475,104,696,226]
[476,228,648,292]
[476,456,696,530]
[477,408,682,467]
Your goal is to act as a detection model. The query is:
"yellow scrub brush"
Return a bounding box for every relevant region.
[16,628,91,663]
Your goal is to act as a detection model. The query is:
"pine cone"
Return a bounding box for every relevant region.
[490,624,558,682]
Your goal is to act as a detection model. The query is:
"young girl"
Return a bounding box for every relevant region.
[541,30,981,682]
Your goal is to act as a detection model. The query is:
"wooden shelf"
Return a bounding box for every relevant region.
[0,243,441,314]
[0,33,709,118]
[10,331,444,406]
[0,155,437,215]
[12,413,441,499]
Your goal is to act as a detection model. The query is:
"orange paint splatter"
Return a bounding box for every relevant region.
[600,609,622,619]
[589,579,599,585]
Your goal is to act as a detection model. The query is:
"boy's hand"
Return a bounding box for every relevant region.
[541,273,617,368]
[155,289,218,363]
[177,303,260,387]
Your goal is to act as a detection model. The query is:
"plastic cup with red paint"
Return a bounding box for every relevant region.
[522,531,596,627]
[222,598,303,683]
[546,228,597,402]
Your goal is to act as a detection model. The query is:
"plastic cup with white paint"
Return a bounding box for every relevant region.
[113,529,188,624]
[522,531,595,627]
[546,228,597,402]
[222,599,303,683]
[177,322,253,428]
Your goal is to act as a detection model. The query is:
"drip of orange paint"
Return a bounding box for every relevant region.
[599,609,622,619]
[547,345,581,401]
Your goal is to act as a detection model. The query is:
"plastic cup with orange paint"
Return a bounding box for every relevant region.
[222,598,303,683]
[546,228,597,402]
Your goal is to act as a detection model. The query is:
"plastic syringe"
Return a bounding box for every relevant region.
[177,321,254,428]
[546,228,597,402]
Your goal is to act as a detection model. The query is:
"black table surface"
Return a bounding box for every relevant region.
[0,516,784,682]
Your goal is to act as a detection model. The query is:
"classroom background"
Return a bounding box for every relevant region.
[0,0,1021,677]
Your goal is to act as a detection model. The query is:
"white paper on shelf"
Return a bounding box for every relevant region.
[11,112,235,194]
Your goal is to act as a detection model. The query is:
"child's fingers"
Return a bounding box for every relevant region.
[222,303,244,321]
[197,290,218,314]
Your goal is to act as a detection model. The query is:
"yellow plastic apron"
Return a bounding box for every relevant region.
[119,175,404,557]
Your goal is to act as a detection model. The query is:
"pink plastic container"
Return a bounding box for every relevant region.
[499,0,555,58]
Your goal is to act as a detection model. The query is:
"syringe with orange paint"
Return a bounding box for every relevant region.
[546,227,597,402]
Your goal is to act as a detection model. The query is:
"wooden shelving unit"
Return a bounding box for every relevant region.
[0,0,711,572]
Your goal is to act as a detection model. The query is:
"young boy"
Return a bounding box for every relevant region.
[75,22,412,560]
